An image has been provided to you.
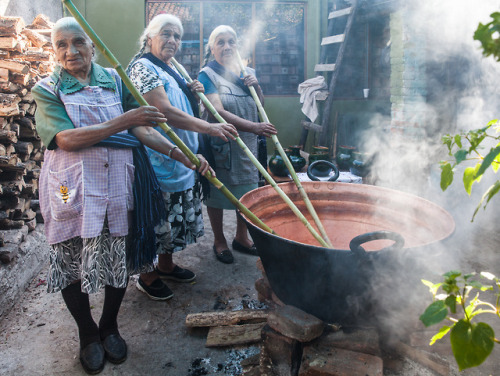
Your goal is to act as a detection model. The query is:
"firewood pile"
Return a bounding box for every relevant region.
[0,14,55,264]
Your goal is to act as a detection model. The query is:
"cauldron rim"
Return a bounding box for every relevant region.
[239,181,455,251]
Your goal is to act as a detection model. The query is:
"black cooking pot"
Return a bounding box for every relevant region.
[239,182,455,324]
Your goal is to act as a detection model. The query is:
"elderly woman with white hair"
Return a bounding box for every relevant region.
[32,17,208,374]
[127,14,238,299]
[198,25,277,264]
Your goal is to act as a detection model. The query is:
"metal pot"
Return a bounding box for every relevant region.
[239,182,455,324]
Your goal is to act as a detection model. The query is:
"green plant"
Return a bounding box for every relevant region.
[440,119,500,220]
[420,271,500,370]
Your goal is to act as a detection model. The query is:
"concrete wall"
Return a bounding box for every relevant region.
[1,0,63,25]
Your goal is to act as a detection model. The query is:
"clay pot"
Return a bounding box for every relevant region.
[288,145,306,173]
[336,145,356,170]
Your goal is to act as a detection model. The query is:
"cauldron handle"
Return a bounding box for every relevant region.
[307,160,340,182]
[349,231,405,257]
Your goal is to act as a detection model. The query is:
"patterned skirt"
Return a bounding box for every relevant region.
[47,220,128,294]
[155,182,205,254]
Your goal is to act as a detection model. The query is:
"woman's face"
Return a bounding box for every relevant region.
[54,28,94,79]
[211,32,237,66]
[148,24,181,63]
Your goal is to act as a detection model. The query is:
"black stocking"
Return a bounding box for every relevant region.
[60,281,100,349]
[98,284,127,339]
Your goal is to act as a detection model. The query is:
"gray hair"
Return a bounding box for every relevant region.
[51,17,92,49]
[204,25,238,65]
[140,14,184,54]
[51,17,96,62]
[126,13,183,73]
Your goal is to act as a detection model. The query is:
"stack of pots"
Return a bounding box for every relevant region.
[336,145,371,177]
[268,145,307,177]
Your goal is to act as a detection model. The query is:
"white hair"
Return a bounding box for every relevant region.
[204,25,238,64]
[51,17,92,49]
[140,14,184,54]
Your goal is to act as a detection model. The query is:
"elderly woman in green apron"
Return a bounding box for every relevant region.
[198,25,277,264]
[33,17,210,374]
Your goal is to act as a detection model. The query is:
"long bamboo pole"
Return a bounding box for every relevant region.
[235,51,333,248]
[61,0,274,235]
[171,58,329,248]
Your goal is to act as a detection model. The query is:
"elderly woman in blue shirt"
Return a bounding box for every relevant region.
[33,17,210,374]
[127,14,238,300]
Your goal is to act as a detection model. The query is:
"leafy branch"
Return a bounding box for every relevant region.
[440,119,500,220]
[420,271,500,370]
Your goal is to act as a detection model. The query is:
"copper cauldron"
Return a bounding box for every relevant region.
[239,182,455,324]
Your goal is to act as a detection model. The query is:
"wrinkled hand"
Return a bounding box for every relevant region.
[188,80,205,94]
[253,122,277,137]
[122,106,167,128]
[207,123,238,142]
[195,154,214,176]
[242,74,259,87]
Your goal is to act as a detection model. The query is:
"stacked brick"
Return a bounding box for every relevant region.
[0,14,55,264]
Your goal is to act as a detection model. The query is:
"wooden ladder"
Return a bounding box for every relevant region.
[303,0,358,151]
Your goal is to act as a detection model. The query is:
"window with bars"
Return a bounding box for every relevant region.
[145,1,306,96]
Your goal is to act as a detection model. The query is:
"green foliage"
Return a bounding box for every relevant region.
[420,272,500,370]
[474,12,500,61]
[440,120,499,220]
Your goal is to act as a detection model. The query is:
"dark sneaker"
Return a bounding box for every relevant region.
[136,277,173,301]
[156,265,196,283]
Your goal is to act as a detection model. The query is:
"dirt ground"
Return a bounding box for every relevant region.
[0,206,263,376]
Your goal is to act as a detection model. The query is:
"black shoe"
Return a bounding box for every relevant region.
[232,239,258,256]
[80,342,105,375]
[156,265,196,283]
[136,277,173,301]
[102,333,127,364]
[213,245,234,264]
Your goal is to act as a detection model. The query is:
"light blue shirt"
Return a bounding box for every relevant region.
[129,58,199,193]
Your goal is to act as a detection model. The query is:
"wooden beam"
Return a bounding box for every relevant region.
[205,322,266,347]
[321,34,345,45]
[329,7,352,19]
[185,310,269,328]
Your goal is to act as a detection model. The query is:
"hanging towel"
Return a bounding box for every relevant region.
[297,76,328,122]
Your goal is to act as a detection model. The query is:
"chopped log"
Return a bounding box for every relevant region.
[27,103,36,116]
[205,322,266,347]
[21,92,34,103]
[0,116,8,129]
[37,61,55,74]
[19,127,38,139]
[185,310,269,328]
[0,243,20,263]
[0,170,25,181]
[22,182,38,197]
[0,36,17,50]
[0,68,8,86]
[31,151,43,161]
[0,196,24,210]
[0,60,30,75]
[1,180,24,196]
[25,218,36,231]
[4,144,15,156]
[29,14,54,30]
[9,122,19,136]
[11,72,31,86]
[14,38,27,54]
[0,154,19,167]
[0,16,25,37]
[1,82,21,93]
[17,88,28,97]
[21,28,49,48]
[10,48,53,62]
[0,49,9,58]
[21,209,36,221]
[16,116,35,130]
[0,93,21,117]
[0,144,6,156]
[0,218,25,230]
